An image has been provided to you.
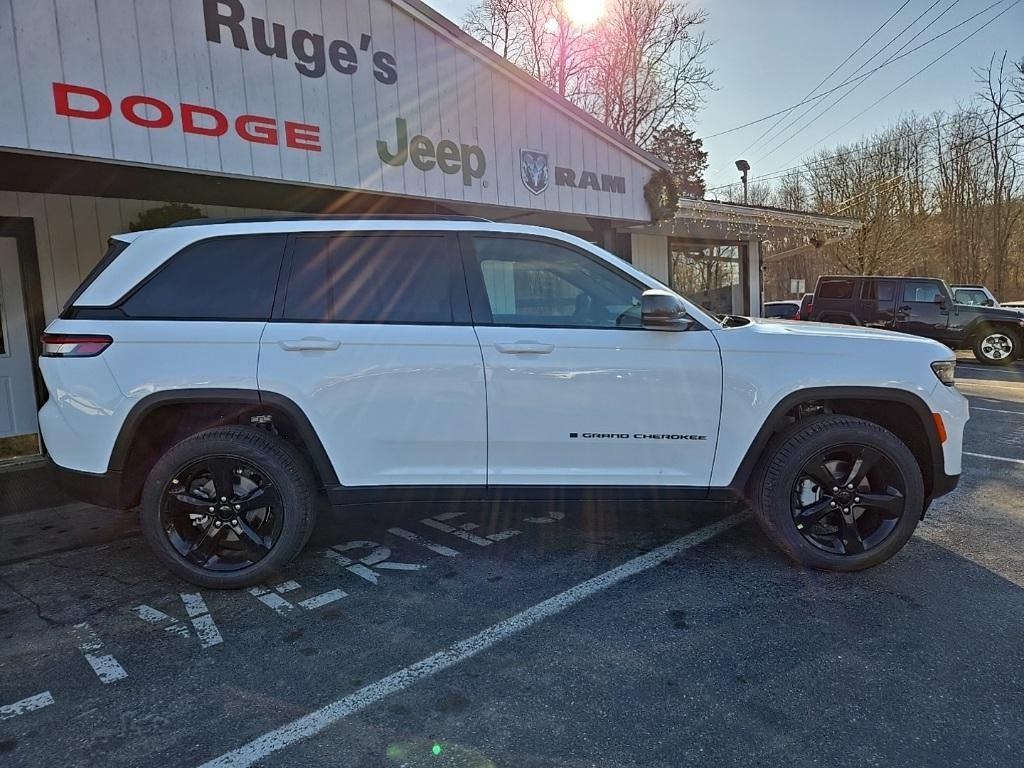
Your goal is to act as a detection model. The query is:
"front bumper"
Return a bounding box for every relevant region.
[930,470,960,500]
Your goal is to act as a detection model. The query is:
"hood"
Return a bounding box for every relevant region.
[972,305,1024,320]
[725,316,954,356]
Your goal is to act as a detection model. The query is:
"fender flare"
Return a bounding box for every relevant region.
[727,386,943,496]
[108,388,340,486]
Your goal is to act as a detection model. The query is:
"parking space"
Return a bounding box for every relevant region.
[2,364,1024,767]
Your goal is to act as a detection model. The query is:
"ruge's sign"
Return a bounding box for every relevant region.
[0,0,659,221]
[203,0,398,85]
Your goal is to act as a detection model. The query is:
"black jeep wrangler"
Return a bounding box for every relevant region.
[810,275,1024,365]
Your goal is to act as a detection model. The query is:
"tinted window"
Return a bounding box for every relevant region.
[817,280,854,299]
[861,280,896,302]
[903,281,943,303]
[283,234,452,323]
[121,236,284,320]
[764,303,798,318]
[472,236,643,328]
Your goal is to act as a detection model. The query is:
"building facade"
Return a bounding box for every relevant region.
[0,0,853,461]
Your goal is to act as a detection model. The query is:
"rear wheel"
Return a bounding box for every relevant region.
[140,426,316,589]
[751,415,924,571]
[973,328,1019,366]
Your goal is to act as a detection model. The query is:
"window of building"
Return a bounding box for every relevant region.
[471,236,643,328]
[283,234,453,324]
[861,280,896,302]
[669,241,747,315]
[120,236,285,320]
[816,279,855,299]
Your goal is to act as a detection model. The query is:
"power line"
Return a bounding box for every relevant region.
[705,108,1024,195]
[760,0,959,160]
[707,110,1024,211]
[738,0,912,157]
[795,0,1022,160]
[702,0,1009,141]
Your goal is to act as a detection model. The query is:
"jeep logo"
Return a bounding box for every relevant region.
[377,118,487,187]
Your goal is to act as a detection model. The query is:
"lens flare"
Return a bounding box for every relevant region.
[563,0,606,26]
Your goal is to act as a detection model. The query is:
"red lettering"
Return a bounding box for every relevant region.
[181,103,228,137]
[236,114,278,145]
[121,95,173,128]
[284,121,321,152]
[53,82,111,120]
[50,84,320,153]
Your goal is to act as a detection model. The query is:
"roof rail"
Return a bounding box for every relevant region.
[166,214,493,227]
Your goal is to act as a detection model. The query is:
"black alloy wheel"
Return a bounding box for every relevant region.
[160,456,284,572]
[790,444,906,556]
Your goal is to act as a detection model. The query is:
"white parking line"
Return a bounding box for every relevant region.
[73,623,128,684]
[970,406,1024,415]
[0,691,54,721]
[196,512,748,768]
[965,451,1024,466]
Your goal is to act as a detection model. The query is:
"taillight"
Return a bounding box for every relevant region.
[40,333,113,357]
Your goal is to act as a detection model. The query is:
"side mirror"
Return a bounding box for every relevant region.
[641,290,693,331]
[933,294,948,309]
[984,298,995,307]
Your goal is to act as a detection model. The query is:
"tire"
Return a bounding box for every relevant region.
[972,327,1020,366]
[750,415,924,572]
[140,426,317,589]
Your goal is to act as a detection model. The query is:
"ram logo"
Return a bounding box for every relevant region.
[520,149,550,195]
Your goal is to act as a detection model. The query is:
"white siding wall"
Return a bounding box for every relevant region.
[630,233,669,284]
[748,238,762,317]
[0,0,656,221]
[0,191,276,322]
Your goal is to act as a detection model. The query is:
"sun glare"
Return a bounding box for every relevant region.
[563,0,606,27]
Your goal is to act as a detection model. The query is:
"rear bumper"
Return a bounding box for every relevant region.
[52,461,135,510]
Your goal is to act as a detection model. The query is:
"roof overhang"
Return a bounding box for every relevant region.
[624,198,861,243]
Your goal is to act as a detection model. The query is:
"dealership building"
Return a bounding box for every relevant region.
[0,0,854,461]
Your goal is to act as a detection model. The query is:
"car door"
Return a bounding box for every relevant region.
[461,233,722,488]
[258,231,486,487]
[894,279,950,340]
[857,279,898,329]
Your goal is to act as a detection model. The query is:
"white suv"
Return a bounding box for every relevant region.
[40,216,968,588]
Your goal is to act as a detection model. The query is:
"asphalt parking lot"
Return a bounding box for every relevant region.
[2,360,1023,767]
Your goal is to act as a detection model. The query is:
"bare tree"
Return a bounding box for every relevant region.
[977,53,1024,296]
[463,0,712,147]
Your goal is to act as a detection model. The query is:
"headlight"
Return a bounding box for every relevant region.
[931,360,956,386]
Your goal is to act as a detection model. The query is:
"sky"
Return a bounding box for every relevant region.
[422,0,1024,194]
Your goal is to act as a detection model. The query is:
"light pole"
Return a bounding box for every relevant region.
[735,159,750,205]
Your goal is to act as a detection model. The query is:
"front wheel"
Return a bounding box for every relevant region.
[140,426,317,589]
[751,415,924,572]
[973,328,1020,366]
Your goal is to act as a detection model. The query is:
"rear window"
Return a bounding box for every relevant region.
[816,280,854,299]
[764,303,798,318]
[63,238,130,311]
[120,236,285,320]
[282,234,453,324]
[861,280,896,302]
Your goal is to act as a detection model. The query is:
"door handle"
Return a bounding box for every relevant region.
[279,338,341,352]
[495,341,555,355]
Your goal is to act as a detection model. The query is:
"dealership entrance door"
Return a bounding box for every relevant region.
[0,237,40,460]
